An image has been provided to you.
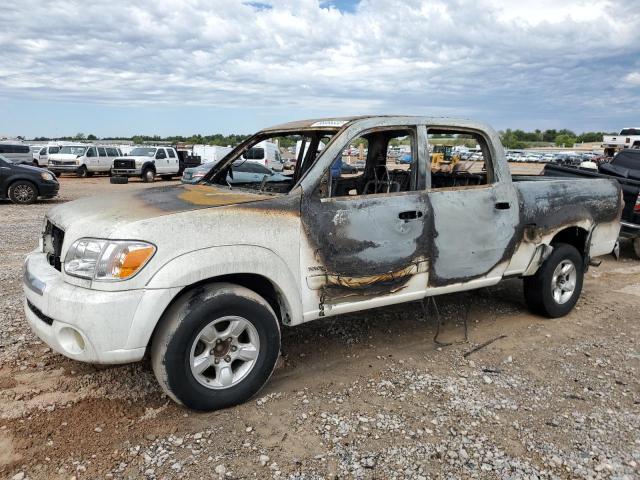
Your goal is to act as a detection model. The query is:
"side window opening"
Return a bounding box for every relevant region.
[156,149,166,159]
[98,147,107,157]
[427,129,494,189]
[329,128,416,198]
[86,147,97,157]
[167,148,176,158]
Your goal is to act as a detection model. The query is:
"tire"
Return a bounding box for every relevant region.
[142,167,155,183]
[86,171,94,177]
[77,165,88,177]
[160,175,174,181]
[110,176,129,184]
[633,238,640,259]
[151,283,281,411]
[8,180,38,204]
[523,243,584,318]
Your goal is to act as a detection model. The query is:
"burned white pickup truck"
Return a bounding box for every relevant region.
[23,116,622,410]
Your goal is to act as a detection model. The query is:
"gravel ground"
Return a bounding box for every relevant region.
[0,173,638,480]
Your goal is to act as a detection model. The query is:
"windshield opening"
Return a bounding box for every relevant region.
[203,129,340,194]
[130,147,157,157]
[59,146,87,155]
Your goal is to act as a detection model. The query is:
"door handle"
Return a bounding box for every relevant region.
[495,202,511,210]
[398,210,423,220]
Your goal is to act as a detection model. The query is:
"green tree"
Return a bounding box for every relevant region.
[74,132,86,140]
[555,134,576,147]
[87,134,97,140]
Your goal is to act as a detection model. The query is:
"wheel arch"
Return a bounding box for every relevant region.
[134,245,301,355]
[549,225,590,257]
[142,161,156,172]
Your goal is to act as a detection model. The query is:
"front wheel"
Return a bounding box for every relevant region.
[77,165,88,177]
[151,283,281,411]
[523,243,584,318]
[142,167,155,183]
[8,181,38,204]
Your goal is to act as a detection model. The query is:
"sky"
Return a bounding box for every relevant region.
[1,0,639,138]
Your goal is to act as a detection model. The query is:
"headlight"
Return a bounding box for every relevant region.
[192,172,205,179]
[64,238,156,281]
[40,171,55,181]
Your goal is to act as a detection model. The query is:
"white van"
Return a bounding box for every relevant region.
[191,145,232,164]
[48,145,123,176]
[0,143,33,165]
[241,141,283,171]
[36,145,61,167]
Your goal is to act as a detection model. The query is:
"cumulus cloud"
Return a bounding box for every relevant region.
[0,0,639,130]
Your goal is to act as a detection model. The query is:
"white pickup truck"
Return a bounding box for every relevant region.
[23,116,622,411]
[111,146,181,182]
[602,128,640,156]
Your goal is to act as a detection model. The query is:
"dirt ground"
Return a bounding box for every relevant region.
[0,170,638,480]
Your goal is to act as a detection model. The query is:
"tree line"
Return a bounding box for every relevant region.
[499,129,615,149]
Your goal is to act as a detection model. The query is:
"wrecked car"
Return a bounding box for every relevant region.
[23,116,622,411]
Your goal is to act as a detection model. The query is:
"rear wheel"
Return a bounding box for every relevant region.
[142,167,155,183]
[523,243,583,318]
[8,181,38,204]
[151,283,281,411]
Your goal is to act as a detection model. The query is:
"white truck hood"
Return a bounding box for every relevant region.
[49,153,80,161]
[47,184,272,239]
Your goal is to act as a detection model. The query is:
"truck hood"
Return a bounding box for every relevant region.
[49,154,80,161]
[47,184,272,236]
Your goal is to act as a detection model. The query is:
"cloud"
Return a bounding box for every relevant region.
[0,0,639,131]
[625,72,640,86]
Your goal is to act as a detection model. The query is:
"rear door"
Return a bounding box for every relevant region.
[424,125,520,288]
[166,148,178,174]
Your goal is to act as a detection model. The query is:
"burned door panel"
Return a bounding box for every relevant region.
[428,183,520,285]
[301,191,432,305]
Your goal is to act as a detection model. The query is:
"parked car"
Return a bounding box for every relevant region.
[0,143,33,165]
[36,145,61,167]
[283,157,297,170]
[181,160,291,185]
[0,154,59,204]
[23,115,621,411]
[48,145,123,177]
[111,146,180,182]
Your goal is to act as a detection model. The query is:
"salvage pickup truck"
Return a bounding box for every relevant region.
[23,116,622,411]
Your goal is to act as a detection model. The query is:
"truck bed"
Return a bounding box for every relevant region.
[529,164,640,237]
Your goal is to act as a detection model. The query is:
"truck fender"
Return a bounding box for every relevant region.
[144,243,302,324]
[142,160,156,171]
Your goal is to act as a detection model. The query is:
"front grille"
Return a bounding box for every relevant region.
[113,159,135,169]
[43,220,64,271]
[27,300,54,325]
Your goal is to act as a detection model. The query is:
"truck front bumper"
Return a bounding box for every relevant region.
[23,251,177,364]
[111,168,142,176]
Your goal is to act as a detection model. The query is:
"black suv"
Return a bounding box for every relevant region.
[0,155,59,204]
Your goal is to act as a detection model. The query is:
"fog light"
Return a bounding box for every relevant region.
[58,327,86,354]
